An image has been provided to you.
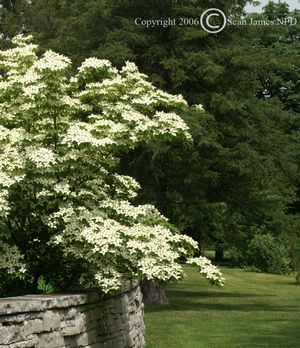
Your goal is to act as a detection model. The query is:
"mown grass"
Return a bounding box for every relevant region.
[145,266,300,348]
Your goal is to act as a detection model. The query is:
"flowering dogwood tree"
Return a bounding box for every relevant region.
[0,35,224,294]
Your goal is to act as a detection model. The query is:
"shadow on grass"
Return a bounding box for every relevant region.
[146,302,300,313]
[145,290,300,313]
[166,290,275,298]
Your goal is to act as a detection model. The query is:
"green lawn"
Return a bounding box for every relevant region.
[145,266,300,348]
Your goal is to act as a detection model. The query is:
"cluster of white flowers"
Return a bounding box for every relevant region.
[187,257,225,286]
[20,68,41,84]
[51,208,188,292]
[114,174,141,198]
[62,122,115,147]
[0,190,10,218]
[80,218,123,254]
[12,34,34,46]
[53,181,71,196]
[157,90,188,107]
[0,36,225,293]
[0,81,11,90]
[121,61,145,76]
[94,269,122,293]
[78,58,114,73]
[61,95,82,109]
[0,126,25,217]
[154,111,192,140]
[22,83,46,99]
[137,258,183,282]
[48,205,75,229]
[0,44,37,61]
[99,200,168,222]
[33,50,71,72]
[27,147,57,168]
[0,241,26,277]
[75,58,192,148]
[0,171,16,188]
[194,104,204,111]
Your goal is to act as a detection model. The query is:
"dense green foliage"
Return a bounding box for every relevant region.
[247,233,290,274]
[1,0,300,271]
[145,265,300,348]
[230,233,290,274]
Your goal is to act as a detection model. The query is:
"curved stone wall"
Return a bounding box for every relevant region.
[0,282,145,348]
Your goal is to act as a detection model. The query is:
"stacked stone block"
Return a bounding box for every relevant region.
[0,282,145,348]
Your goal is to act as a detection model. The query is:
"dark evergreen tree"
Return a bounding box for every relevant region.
[0,0,28,47]
[3,0,300,263]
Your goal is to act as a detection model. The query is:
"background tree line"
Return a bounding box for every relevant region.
[1,0,300,273]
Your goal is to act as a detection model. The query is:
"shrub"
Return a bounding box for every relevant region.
[0,35,224,295]
[228,246,247,267]
[246,234,290,275]
[292,239,300,285]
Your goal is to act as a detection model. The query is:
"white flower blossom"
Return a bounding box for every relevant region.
[0,36,225,293]
[22,83,46,99]
[78,58,112,73]
[33,50,71,72]
[187,257,225,286]
[27,148,57,168]
[194,103,204,111]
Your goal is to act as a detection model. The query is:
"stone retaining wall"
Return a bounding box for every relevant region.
[0,282,145,348]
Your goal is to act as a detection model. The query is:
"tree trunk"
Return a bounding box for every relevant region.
[140,281,168,304]
[215,248,224,262]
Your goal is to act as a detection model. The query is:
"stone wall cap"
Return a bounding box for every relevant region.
[0,280,139,316]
